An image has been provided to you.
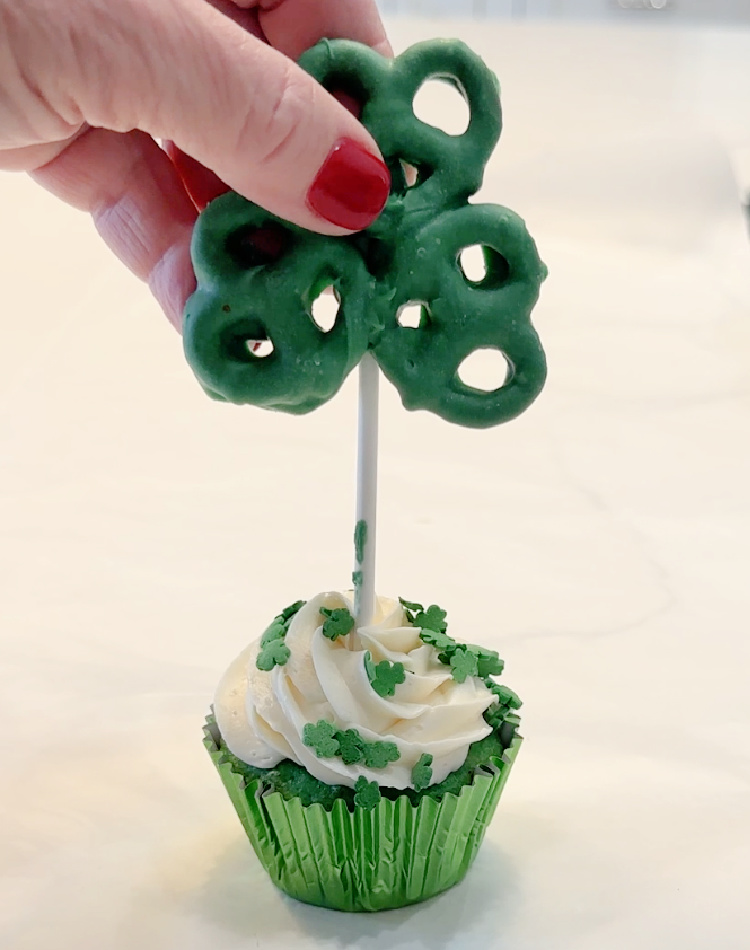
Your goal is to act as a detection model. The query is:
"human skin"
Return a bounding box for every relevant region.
[0,0,391,326]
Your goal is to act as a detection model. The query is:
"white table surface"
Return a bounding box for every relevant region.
[1,18,749,950]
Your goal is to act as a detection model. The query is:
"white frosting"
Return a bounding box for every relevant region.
[214,592,495,789]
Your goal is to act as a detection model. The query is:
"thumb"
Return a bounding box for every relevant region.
[67,0,390,233]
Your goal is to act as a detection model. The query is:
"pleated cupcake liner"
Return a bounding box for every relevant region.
[204,715,521,912]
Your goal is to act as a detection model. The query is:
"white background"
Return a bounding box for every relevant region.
[1,14,750,950]
[379,0,750,23]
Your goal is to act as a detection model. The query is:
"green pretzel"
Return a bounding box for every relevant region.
[183,38,547,427]
[185,200,372,413]
[372,203,546,428]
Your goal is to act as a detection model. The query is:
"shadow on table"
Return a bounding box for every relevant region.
[196,834,521,947]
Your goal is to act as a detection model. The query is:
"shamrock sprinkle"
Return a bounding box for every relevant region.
[256,639,291,671]
[462,644,504,678]
[337,729,366,766]
[483,703,506,730]
[363,740,400,769]
[449,647,479,683]
[413,604,448,634]
[280,600,305,622]
[398,597,424,621]
[353,776,381,810]
[260,620,286,646]
[364,653,406,698]
[484,679,522,710]
[411,754,434,792]
[320,606,355,640]
[255,599,305,669]
[303,720,341,758]
[421,628,457,653]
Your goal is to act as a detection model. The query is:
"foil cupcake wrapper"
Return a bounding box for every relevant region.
[204,716,521,912]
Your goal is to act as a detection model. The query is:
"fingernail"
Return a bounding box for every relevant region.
[307,138,390,231]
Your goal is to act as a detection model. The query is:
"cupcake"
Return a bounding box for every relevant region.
[205,591,522,912]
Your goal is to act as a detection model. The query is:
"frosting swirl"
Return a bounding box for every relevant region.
[214,592,495,790]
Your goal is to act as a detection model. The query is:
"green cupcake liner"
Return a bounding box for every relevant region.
[204,716,521,912]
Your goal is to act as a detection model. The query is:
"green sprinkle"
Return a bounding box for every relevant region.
[483,703,506,730]
[363,740,400,769]
[337,729,366,765]
[354,519,368,565]
[302,720,340,758]
[449,647,479,683]
[463,644,504,678]
[256,639,291,671]
[484,679,522,710]
[280,600,305,622]
[413,604,448,634]
[305,723,401,769]
[260,620,286,646]
[398,597,424,622]
[412,754,433,792]
[421,628,457,653]
[353,776,381,810]
[364,654,406,697]
[320,606,355,640]
[256,599,305,668]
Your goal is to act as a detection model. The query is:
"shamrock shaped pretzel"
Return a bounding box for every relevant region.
[183,39,547,428]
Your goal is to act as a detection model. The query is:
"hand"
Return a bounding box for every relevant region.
[0,0,391,326]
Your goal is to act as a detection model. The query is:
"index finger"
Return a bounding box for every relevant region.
[250,0,392,60]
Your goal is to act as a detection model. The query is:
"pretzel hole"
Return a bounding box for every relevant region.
[310,285,340,333]
[248,339,274,358]
[387,158,431,196]
[459,246,511,289]
[458,349,510,392]
[397,301,429,329]
[413,78,470,137]
[222,321,274,362]
[226,223,290,269]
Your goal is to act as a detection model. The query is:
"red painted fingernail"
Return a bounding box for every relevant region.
[307,138,390,231]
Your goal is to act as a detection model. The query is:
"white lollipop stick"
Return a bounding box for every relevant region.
[353,351,379,628]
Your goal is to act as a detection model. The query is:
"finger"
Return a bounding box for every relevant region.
[165,0,388,210]
[32,128,197,329]
[43,0,390,234]
[205,0,266,38]
[251,0,393,59]
[164,1,267,210]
